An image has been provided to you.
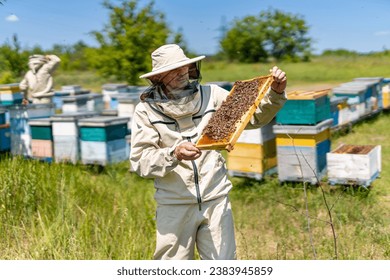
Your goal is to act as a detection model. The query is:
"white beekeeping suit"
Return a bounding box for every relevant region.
[19,54,61,104]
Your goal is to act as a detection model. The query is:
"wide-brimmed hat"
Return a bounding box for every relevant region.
[28,54,47,65]
[140,44,205,79]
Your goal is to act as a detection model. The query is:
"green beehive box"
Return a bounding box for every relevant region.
[79,116,129,142]
[29,118,53,140]
[276,89,331,125]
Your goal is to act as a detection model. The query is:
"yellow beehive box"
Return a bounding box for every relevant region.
[382,85,390,109]
[227,139,277,179]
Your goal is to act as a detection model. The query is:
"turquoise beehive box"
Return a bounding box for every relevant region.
[276,89,331,125]
[78,116,130,166]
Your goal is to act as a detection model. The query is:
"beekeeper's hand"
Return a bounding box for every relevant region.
[270,66,287,94]
[173,142,202,161]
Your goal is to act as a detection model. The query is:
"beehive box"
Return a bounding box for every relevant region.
[276,89,331,125]
[327,144,381,187]
[80,138,128,166]
[102,84,129,110]
[0,123,10,152]
[227,139,277,180]
[61,93,104,114]
[8,104,55,157]
[78,116,129,142]
[353,77,384,102]
[227,118,277,180]
[382,83,390,109]
[342,80,382,112]
[330,96,349,127]
[78,116,130,165]
[0,109,6,125]
[51,112,98,164]
[29,118,53,140]
[332,85,367,105]
[52,91,71,112]
[29,118,53,161]
[0,83,23,105]
[196,75,273,151]
[117,94,139,131]
[273,118,333,184]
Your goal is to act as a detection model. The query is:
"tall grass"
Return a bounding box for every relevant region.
[0,158,156,259]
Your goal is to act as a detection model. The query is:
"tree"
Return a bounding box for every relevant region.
[89,0,170,84]
[261,9,312,61]
[220,16,269,63]
[0,34,29,81]
[219,9,312,62]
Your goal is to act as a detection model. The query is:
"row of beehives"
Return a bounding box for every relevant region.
[276,77,390,129]
[228,77,390,186]
[227,76,389,187]
[0,83,144,120]
[227,118,381,187]
[0,103,131,166]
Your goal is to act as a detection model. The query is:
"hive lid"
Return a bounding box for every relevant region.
[272,118,333,135]
[196,75,273,151]
[331,144,378,155]
[50,111,99,121]
[28,118,52,126]
[286,89,330,100]
[78,116,130,127]
[62,93,102,102]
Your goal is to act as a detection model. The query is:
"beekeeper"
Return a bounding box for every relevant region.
[130,44,287,260]
[19,54,61,104]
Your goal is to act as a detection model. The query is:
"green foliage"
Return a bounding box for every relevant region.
[220,15,269,63]
[0,34,29,80]
[49,41,92,71]
[88,0,170,84]
[321,49,359,56]
[219,8,312,62]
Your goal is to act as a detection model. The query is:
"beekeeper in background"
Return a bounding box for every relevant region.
[19,54,61,104]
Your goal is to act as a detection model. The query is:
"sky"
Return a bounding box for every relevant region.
[1,0,390,55]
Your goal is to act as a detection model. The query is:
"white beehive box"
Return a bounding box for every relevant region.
[327,144,381,187]
[235,118,276,144]
[51,112,98,163]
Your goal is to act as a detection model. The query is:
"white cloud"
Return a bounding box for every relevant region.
[374,30,390,36]
[5,14,19,22]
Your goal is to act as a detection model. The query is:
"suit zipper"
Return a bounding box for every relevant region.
[187,137,202,211]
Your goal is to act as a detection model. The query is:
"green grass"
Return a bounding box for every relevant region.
[1,56,389,260]
[0,158,156,259]
[1,113,388,260]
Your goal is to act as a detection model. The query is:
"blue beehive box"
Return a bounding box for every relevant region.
[8,104,55,157]
[330,96,349,127]
[0,123,10,152]
[78,116,130,165]
[276,89,331,125]
[0,109,6,125]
